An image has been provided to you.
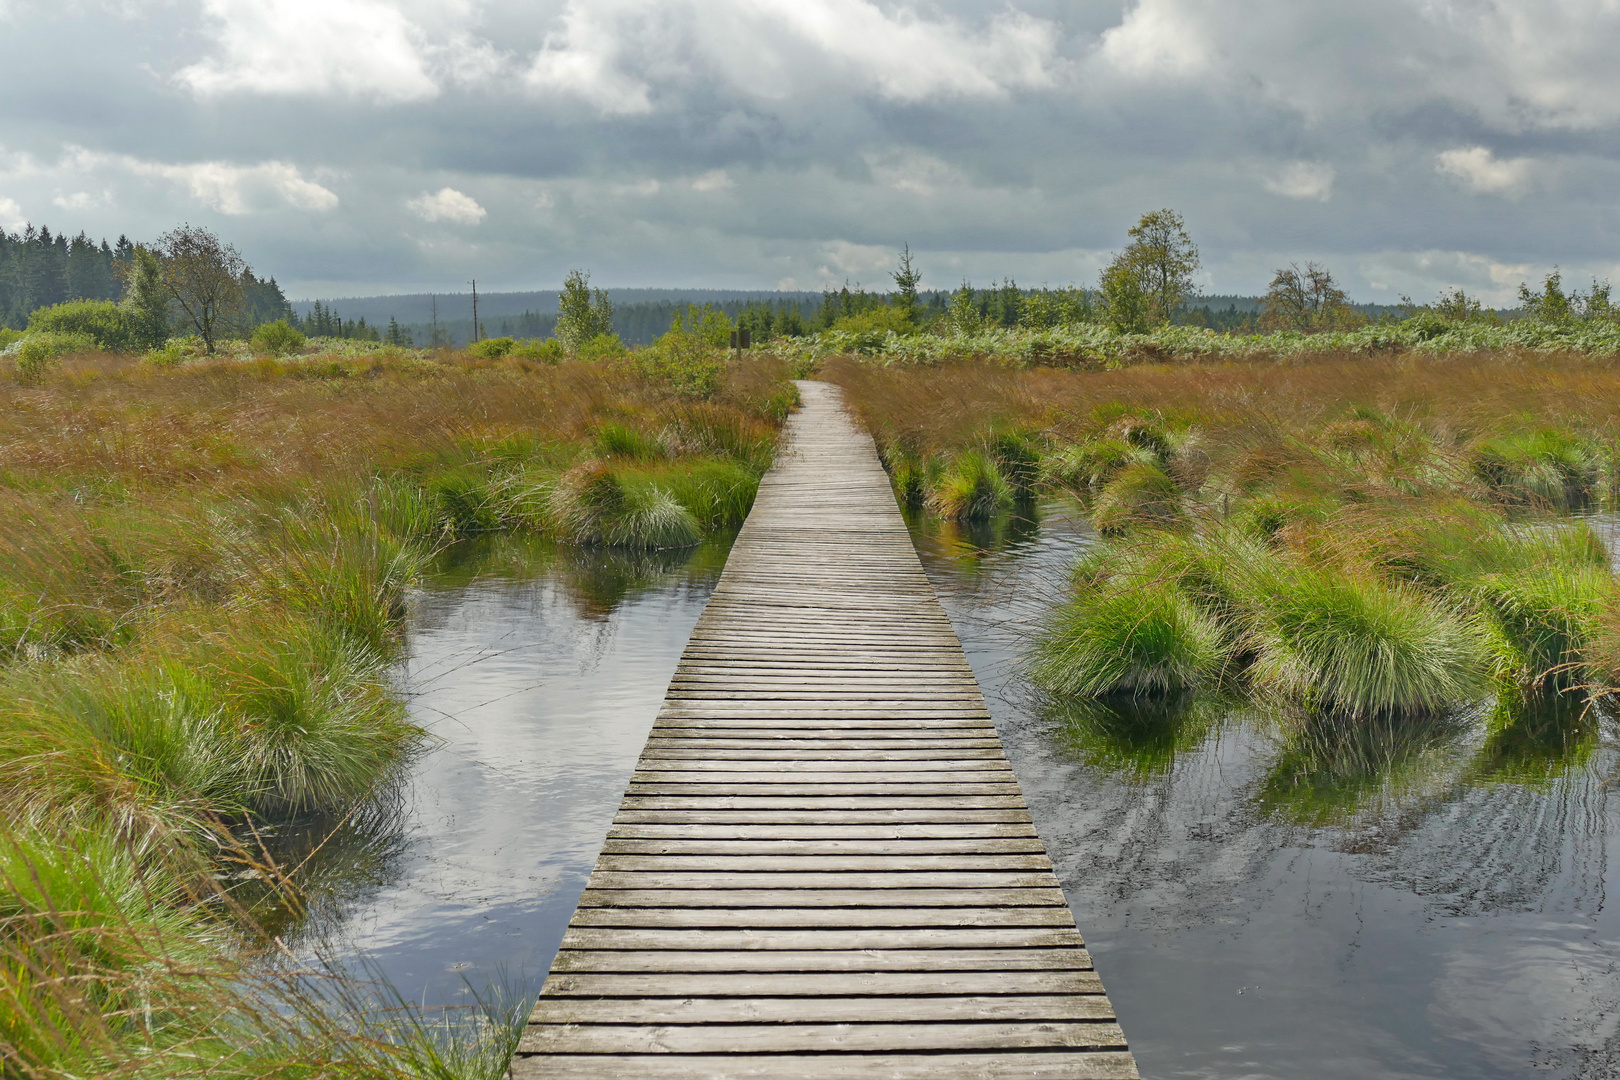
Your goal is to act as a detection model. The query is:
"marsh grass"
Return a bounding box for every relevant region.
[831,354,1620,717]
[1246,565,1489,718]
[925,450,1014,521]
[0,349,793,1075]
[1030,578,1229,698]
[0,824,531,1079]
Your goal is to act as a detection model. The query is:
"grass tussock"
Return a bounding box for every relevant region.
[0,347,795,1076]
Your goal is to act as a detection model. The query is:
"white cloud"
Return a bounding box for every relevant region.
[407,187,486,225]
[691,170,734,193]
[177,0,441,102]
[0,196,24,230]
[134,158,339,214]
[51,190,103,210]
[1435,147,1536,197]
[525,0,1061,115]
[616,178,661,198]
[1262,161,1335,201]
[1100,0,1210,78]
[1358,248,1534,307]
[819,239,892,280]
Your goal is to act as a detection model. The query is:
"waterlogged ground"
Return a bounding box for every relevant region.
[296,507,1620,1078]
[282,532,734,1005]
[914,504,1620,1080]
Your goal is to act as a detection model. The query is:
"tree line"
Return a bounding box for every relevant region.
[1,222,290,335]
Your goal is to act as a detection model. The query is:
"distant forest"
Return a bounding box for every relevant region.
[1,220,1424,345]
[0,224,291,330]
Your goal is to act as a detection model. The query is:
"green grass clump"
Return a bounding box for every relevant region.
[1247,566,1488,718]
[1031,577,1229,698]
[625,459,760,530]
[1472,566,1611,690]
[1042,437,1149,492]
[1091,461,1182,534]
[926,451,1013,520]
[985,430,1042,495]
[1473,429,1599,510]
[549,461,702,548]
[593,421,670,461]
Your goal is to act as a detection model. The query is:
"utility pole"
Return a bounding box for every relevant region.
[471,280,479,344]
[431,295,438,347]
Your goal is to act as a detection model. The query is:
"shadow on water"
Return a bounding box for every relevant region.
[1473,689,1605,785]
[1254,707,1478,827]
[906,496,1620,1080]
[1045,691,1227,782]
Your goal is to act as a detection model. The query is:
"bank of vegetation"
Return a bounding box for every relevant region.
[828,352,1620,734]
[0,325,794,1076]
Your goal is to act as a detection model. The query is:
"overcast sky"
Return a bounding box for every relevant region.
[3,0,1618,302]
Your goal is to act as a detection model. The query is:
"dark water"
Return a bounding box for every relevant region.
[913,503,1620,1080]
[304,508,1620,1078]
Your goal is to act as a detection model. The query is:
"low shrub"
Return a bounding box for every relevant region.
[251,319,307,356]
[27,300,132,350]
[7,332,96,380]
[468,336,517,359]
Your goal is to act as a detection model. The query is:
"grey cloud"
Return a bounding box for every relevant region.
[1,0,1617,304]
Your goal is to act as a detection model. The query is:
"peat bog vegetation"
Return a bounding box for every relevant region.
[7,210,1620,1075]
[830,352,1620,752]
[0,343,794,1078]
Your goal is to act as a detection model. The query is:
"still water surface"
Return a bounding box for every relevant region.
[307,508,1620,1078]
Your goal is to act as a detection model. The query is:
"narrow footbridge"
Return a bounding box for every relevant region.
[511,382,1137,1079]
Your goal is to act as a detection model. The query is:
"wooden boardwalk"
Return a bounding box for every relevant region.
[511,382,1137,1079]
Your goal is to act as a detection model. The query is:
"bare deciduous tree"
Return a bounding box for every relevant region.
[156,225,248,354]
[1261,261,1362,331]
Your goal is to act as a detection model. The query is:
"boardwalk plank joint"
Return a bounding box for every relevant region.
[511,382,1138,1080]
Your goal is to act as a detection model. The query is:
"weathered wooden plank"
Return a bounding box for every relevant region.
[617,795,1030,810]
[610,809,1036,824]
[632,759,1012,774]
[575,889,1068,909]
[520,1021,1127,1054]
[599,839,1048,855]
[606,823,1039,838]
[548,947,1093,973]
[538,970,1106,998]
[528,995,1114,1026]
[585,871,1060,890]
[512,1052,1140,1080]
[567,907,1076,929]
[558,927,1085,951]
[593,855,1055,873]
